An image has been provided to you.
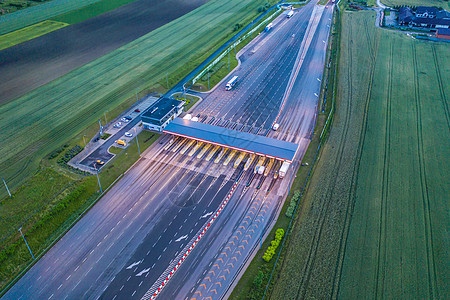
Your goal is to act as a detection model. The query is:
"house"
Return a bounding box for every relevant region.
[410,17,450,29]
[398,6,450,29]
[415,6,439,18]
[436,28,450,39]
[399,7,414,25]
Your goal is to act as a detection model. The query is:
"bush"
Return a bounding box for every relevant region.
[57,145,89,175]
[285,190,301,218]
[262,228,284,262]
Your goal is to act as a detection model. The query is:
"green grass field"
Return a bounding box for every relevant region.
[0,20,68,50]
[269,10,449,299]
[51,0,137,24]
[0,0,276,198]
[0,0,102,35]
[381,0,450,10]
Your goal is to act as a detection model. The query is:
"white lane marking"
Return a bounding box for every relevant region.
[132,291,136,296]
[48,294,53,300]
[139,281,143,287]
[175,235,188,242]
[66,275,71,281]
[200,211,213,219]
[163,247,167,252]
[126,260,142,270]
[157,255,161,260]
[136,268,150,277]
[127,276,131,282]
[74,265,79,272]
[120,285,124,291]
[58,284,63,290]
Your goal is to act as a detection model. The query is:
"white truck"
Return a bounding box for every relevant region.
[278,162,290,178]
[226,75,238,90]
[265,22,273,32]
[257,165,265,175]
[287,11,294,18]
[272,123,279,131]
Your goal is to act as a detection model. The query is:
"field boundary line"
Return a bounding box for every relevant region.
[412,42,439,299]
[430,44,449,130]
[331,11,380,299]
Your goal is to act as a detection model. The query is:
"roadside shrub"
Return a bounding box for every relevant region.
[100,133,111,140]
[258,5,266,13]
[262,228,284,262]
[253,270,264,287]
[57,145,89,176]
[233,23,243,31]
[285,190,301,218]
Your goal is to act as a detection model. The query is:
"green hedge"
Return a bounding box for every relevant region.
[262,228,284,262]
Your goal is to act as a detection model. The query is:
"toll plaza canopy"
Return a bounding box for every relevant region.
[163,118,298,162]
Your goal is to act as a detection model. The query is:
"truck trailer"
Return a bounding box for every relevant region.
[279,161,290,178]
[226,75,238,90]
[265,22,273,32]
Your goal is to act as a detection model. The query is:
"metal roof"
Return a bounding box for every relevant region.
[163,118,298,162]
[142,98,184,121]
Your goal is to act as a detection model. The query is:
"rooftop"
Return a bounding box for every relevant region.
[163,118,299,162]
[142,98,184,121]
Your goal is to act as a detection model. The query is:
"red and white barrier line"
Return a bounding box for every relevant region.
[141,180,240,300]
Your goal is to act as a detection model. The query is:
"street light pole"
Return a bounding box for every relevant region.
[18,227,35,260]
[134,128,141,156]
[166,73,169,89]
[104,111,108,125]
[83,135,87,148]
[260,216,265,249]
[2,177,11,198]
[98,119,103,136]
[94,164,103,194]
[228,51,230,72]
[135,88,139,105]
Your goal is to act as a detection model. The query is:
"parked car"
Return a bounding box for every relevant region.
[116,139,126,146]
[125,132,133,137]
[125,116,132,120]
[96,160,104,165]
[134,109,141,113]
[121,117,129,123]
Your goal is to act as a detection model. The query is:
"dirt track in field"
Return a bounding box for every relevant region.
[0,0,209,105]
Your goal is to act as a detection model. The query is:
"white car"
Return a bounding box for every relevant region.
[114,122,122,128]
[121,118,129,123]
[125,132,133,137]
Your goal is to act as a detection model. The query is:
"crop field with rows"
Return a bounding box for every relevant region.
[0,0,276,196]
[270,10,449,299]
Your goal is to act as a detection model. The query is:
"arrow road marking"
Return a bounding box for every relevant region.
[175,235,188,242]
[136,268,150,277]
[200,212,213,219]
[126,260,143,270]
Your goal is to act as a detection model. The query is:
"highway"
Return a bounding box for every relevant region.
[2,1,333,299]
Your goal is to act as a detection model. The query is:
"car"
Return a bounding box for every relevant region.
[96,160,104,165]
[125,132,133,137]
[125,116,132,120]
[116,139,126,146]
[121,117,129,123]
[134,109,141,113]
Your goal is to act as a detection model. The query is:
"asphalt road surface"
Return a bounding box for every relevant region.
[0,0,209,104]
[2,1,333,299]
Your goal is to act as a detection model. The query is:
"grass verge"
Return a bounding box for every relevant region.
[172,93,201,111]
[0,131,159,293]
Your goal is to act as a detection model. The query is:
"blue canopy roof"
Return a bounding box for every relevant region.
[163,118,298,162]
